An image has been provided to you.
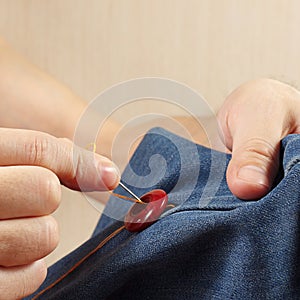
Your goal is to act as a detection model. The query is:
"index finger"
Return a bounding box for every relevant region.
[0,128,120,191]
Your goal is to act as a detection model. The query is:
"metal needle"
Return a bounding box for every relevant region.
[119,181,144,204]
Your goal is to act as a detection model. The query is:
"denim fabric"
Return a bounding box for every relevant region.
[26,128,300,300]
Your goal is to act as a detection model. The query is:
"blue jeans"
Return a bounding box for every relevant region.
[27,128,300,299]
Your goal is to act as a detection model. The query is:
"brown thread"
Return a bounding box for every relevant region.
[32,142,173,298]
[85,142,142,204]
[85,142,97,153]
[33,225,125,299]
[166,204,175,209]
[109,191,142,203]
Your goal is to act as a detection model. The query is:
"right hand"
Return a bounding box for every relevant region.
[0,128,120,299]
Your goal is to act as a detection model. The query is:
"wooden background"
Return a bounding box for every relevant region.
[0,0,299,265]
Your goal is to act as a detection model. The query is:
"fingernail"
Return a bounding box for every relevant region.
[237,165,269,187]
[99,159,120,189]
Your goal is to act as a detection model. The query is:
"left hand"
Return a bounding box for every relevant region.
[218,78,300,200]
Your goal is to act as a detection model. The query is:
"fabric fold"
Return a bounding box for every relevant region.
[27,128,300,300]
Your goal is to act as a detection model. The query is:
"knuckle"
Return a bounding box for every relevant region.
[235,138,279,167]
[24,133,53,165]
[0,217,59,266]
[37,216,59,255]
[56,137,76,177]
[58,138,84,182]
[245,141,274,159]
[22,261,47,298]
[0,231,15,266]
[58,137,74,159]
[39,169,61,213]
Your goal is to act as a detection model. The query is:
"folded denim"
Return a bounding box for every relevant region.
[27,128,300,300]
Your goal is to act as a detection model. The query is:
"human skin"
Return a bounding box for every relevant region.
[218,78,300,199]
[0,38,300,298]
[0,38,121,157]
[0,128,121,299]
[0,40,120,299]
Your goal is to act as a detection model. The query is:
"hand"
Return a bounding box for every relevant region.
[0,128,120,299]
[218,78,300,200]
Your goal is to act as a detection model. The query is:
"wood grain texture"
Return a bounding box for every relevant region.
[0,0,299,265]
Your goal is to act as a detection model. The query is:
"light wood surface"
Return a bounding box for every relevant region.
[0,0,300,265]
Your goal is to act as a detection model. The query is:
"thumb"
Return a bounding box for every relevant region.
[226,135,280,200]
[218,78,300,200]
[217,79,297,200]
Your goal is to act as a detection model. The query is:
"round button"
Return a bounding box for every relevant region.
[124,189,168,232]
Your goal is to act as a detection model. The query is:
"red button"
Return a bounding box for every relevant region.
[124,189,168,232]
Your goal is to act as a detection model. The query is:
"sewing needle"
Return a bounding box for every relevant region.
[119,181,144,204]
